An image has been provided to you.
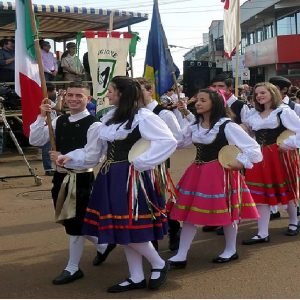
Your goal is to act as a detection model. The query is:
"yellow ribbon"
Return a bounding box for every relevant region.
[55,167,93,223]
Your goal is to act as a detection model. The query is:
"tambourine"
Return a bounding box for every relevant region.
[128,138,151,163]
[218,145,242,169]
[276,130,295,146]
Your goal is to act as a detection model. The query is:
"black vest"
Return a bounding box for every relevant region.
[153,104,168,115]
[287,99,296,110]
[55,114,97,154]
[194,120,230,163]
[229,100,244,124]
[106,126,142,162]
[254,111,285,146]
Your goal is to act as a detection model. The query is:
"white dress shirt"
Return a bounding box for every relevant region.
[146,100,183,143]
[29,109,92,147]
[282,95,300,117]
[243,104,300,149]
[62,108,177,172]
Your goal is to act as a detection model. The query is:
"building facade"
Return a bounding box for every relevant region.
[183,0,300,86]
[241,0,300,85]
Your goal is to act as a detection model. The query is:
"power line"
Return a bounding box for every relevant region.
[75,0,202,10]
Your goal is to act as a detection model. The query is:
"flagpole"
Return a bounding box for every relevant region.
[27,0,56,151]
[234,0,240,97]
[154,0,180,96]
[128,25,134,78]
[172,72,180,99]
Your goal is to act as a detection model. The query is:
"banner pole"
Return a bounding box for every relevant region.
[27,0,56,151]
[108,11,114,37]
[234,0,240,97]
[128,25,134,78]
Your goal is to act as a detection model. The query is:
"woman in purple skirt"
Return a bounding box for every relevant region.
[57,76,177,292]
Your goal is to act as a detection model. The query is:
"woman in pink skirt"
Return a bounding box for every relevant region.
[168,89,262,267]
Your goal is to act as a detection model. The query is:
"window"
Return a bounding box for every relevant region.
[248,32,255,44]
[263,24,273,39]
[277,14,296,35]
[215,38,224,51]
[256,28,263,42]
[241,35,247,54]
[297,11,300,34]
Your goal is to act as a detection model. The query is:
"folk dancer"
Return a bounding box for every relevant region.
[167,89,262,268]
[29,81,115,285]
[57,76,177,292]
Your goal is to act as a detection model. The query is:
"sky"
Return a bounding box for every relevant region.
[33,0,248,76]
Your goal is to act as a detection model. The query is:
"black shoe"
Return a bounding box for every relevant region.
[52,269,84,285]
[107,278,147,293]
[285,224,300,236]
[148,263,168,290]
[242,235,270,245]
[202,226,219,232]
[270,211,281,220]
[216,226,224,235]
[93,244,116,266]
[297,207,300,217]
[167,259,187,269]
[212,252,239,263]
[45,170,55,176]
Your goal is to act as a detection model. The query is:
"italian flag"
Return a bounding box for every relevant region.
[15,0,43,137]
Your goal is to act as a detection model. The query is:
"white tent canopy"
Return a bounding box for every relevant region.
[0,1,148,40]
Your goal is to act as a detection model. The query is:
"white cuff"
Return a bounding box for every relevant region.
[185,112,195,123]
[236,153,253,169]
[133,160,155,172]
[283,136,299,149]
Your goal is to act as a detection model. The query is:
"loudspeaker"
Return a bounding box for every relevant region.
[183,60,217,98]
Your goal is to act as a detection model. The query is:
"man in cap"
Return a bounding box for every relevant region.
[61,42,85,81]
[269,76,300,116]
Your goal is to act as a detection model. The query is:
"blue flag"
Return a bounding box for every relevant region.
[143,0,180,100]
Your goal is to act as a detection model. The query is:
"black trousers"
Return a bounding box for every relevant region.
[168,215,181,236]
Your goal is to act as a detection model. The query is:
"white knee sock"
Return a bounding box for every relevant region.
[254,205,270,239]
[169,222,197,262]
[219,222,237,258]
[287,200,299,229]
[129,242,165,280]
[65,235,85,275]
[119,245,144,286]
[84,235,108,254]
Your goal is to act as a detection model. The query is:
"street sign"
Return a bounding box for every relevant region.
[241,68,250,80]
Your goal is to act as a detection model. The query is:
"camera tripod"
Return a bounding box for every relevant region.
[0,97,42,185]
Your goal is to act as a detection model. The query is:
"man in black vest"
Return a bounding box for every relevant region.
[211,75,248,125]
[29,81,115,285]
